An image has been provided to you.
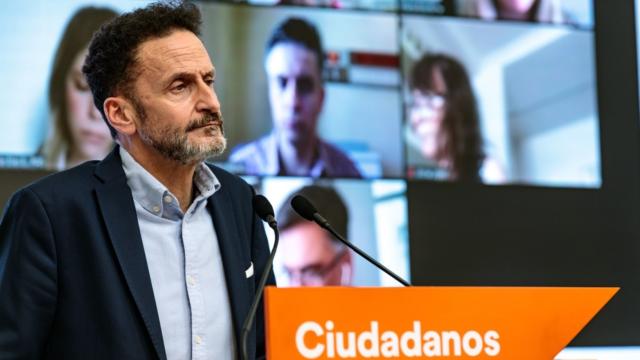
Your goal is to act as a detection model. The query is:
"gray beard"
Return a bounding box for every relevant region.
[138,123,227,165]
[130,95,227,165]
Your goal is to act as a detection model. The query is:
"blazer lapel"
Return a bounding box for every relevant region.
[94,149,167,360]
[207,187,253,357]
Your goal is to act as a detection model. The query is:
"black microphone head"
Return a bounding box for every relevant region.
[290,195,317,221]
[253,194,275,223]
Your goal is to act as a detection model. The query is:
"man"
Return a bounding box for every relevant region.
[0,2,274,359]
[276,185,353,286]
[230,18,362,178]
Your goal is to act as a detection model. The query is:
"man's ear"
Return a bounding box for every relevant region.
[103,96,137,136]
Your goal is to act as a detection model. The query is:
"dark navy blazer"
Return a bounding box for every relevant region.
[0,148,274,359]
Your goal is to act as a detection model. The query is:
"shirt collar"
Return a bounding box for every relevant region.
[119,146,221,218]
[270,131,326,176]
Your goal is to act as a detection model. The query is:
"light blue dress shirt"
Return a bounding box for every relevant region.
[120,147,235,360]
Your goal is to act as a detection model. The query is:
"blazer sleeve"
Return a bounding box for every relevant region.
[248,186,276,360]
[0,188,57,359]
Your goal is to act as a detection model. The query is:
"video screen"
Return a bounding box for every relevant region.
[199,2,403,178]
[237,0,593,29]
[244,0,404,12]
[446,0,592,29]
[0,1,151,170]
[401,11,600,187]
[247,177,410,287]
[0,0,600,189]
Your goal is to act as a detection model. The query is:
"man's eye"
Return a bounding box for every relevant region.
[300,266,323,276]
[277,76,288,90]
[172,82,187,92]
[296,77,314,95]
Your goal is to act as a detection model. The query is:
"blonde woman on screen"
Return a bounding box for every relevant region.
[39,7,117,170]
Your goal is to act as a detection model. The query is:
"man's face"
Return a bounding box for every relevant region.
[127,29,226,164]
[265,43,324,146]
[278,222,352,287]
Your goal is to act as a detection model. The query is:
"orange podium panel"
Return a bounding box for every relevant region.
[264,286,618,360]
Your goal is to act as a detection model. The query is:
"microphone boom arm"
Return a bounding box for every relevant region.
[317,218,410,287]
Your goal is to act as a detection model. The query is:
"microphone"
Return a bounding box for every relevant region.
[241,195,280,360]
[253,194,277,229]
[290,194,410,287]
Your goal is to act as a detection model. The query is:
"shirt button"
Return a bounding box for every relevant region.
[187,275,196,286]
[195,335,202,345]
[163,195,172,204]
[152,206,160,213]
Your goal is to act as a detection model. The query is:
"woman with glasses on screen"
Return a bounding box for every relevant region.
[39,7,117,170]
[406,53,504,183]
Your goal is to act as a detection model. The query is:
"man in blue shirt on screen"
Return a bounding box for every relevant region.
[230,17,362,178]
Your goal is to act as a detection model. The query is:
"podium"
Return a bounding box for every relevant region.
[264,286,617,360]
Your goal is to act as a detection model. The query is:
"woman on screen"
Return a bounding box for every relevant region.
[456,0,565,24]
[406,53,504,183]
[39,7,117,170]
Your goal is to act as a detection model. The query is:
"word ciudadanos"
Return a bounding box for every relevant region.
[295,320,501,358]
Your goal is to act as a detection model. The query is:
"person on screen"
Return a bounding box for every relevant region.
[276,185,353,286]
[229,17,362,178]
[38,7,118,170]
[406,53,504,182]
[0,2,274,359]
[278,0,343,8]
[456,0,566,24]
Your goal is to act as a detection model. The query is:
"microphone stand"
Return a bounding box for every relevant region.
[240,220,279,360]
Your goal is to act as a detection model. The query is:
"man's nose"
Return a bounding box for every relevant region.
[282,80,302,108]
[197,81,221,113]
